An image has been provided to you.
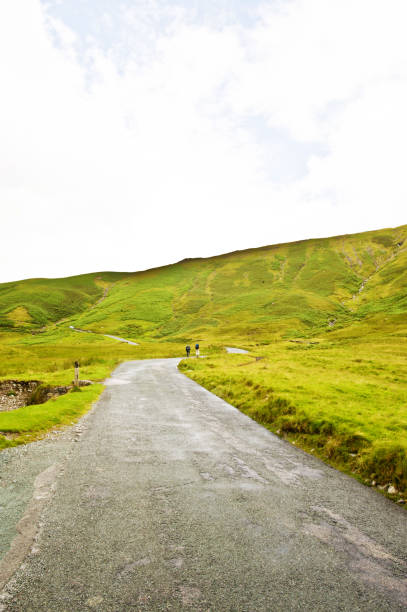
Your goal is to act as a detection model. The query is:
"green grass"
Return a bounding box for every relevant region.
[0,272,126,330]
[179,333,407,497]
[0,384,103,449]
[0,327,188,385]
[0,328,189,449]
[2,224,405,344]
[0,224,406,501]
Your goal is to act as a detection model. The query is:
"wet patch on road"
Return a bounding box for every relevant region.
[178,585,203,606]
[303,505,407,605]
[263,457,324,487]
[103,377,131,386]
[116,557,152,580]
[0,463,60,590]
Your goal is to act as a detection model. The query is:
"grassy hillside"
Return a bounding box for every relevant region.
[0,224,406,499]
[1,225,406,342]
[58,224,407,342]
[0,272,126,331]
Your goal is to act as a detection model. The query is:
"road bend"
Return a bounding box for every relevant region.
[1,359,406,611]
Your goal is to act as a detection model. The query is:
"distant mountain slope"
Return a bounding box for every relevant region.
[0,272,125,330]
[1,225,406,341]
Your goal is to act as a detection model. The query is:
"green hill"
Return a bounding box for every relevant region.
[1,224,405,341]
[0,224,406,499]
[0,272,126,331]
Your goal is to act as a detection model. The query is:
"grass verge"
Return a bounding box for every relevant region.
[0,384,103,450]
[179,341,407,502]
[0,328,197,449]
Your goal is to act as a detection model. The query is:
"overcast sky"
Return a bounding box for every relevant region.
[1,0,406,282]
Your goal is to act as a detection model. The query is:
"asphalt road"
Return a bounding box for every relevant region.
[1,359,406,611]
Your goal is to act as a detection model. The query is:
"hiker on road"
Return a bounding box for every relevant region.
[186,345,191,357]
[195,343,200,357]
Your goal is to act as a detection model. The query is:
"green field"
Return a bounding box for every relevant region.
[180,332,407,496]
[0,224,406,498]
[0,329,186,449]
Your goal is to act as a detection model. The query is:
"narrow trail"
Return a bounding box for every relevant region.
[69,326,139,346]
[1,359,406,611]
[89,284,112,310]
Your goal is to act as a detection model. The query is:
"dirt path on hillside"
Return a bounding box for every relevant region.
[1,359,406,610]
[225,346,249,354]
[69,326,139,345]
[90,284,112,310]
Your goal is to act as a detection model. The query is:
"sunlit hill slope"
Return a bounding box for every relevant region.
[1,224,406,341]
[1,225,407,497]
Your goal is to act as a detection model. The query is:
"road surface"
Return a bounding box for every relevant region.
[225,347,248,354]
[0,359,406,611]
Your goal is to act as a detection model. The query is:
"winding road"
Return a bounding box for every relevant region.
[0,359,406,610]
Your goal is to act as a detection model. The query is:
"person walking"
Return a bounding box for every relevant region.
[195,343,200,357]
[186,345,191,357]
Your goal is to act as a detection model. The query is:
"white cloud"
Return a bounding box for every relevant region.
[0,0,406,282]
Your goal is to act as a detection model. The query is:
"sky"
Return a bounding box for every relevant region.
[1,0,406,282]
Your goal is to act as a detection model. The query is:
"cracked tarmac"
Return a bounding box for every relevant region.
[0,358,406,610]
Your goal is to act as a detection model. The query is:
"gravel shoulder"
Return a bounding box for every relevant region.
[1,358,406,611]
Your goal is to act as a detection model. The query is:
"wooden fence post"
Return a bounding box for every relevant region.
[74,361,79,388]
